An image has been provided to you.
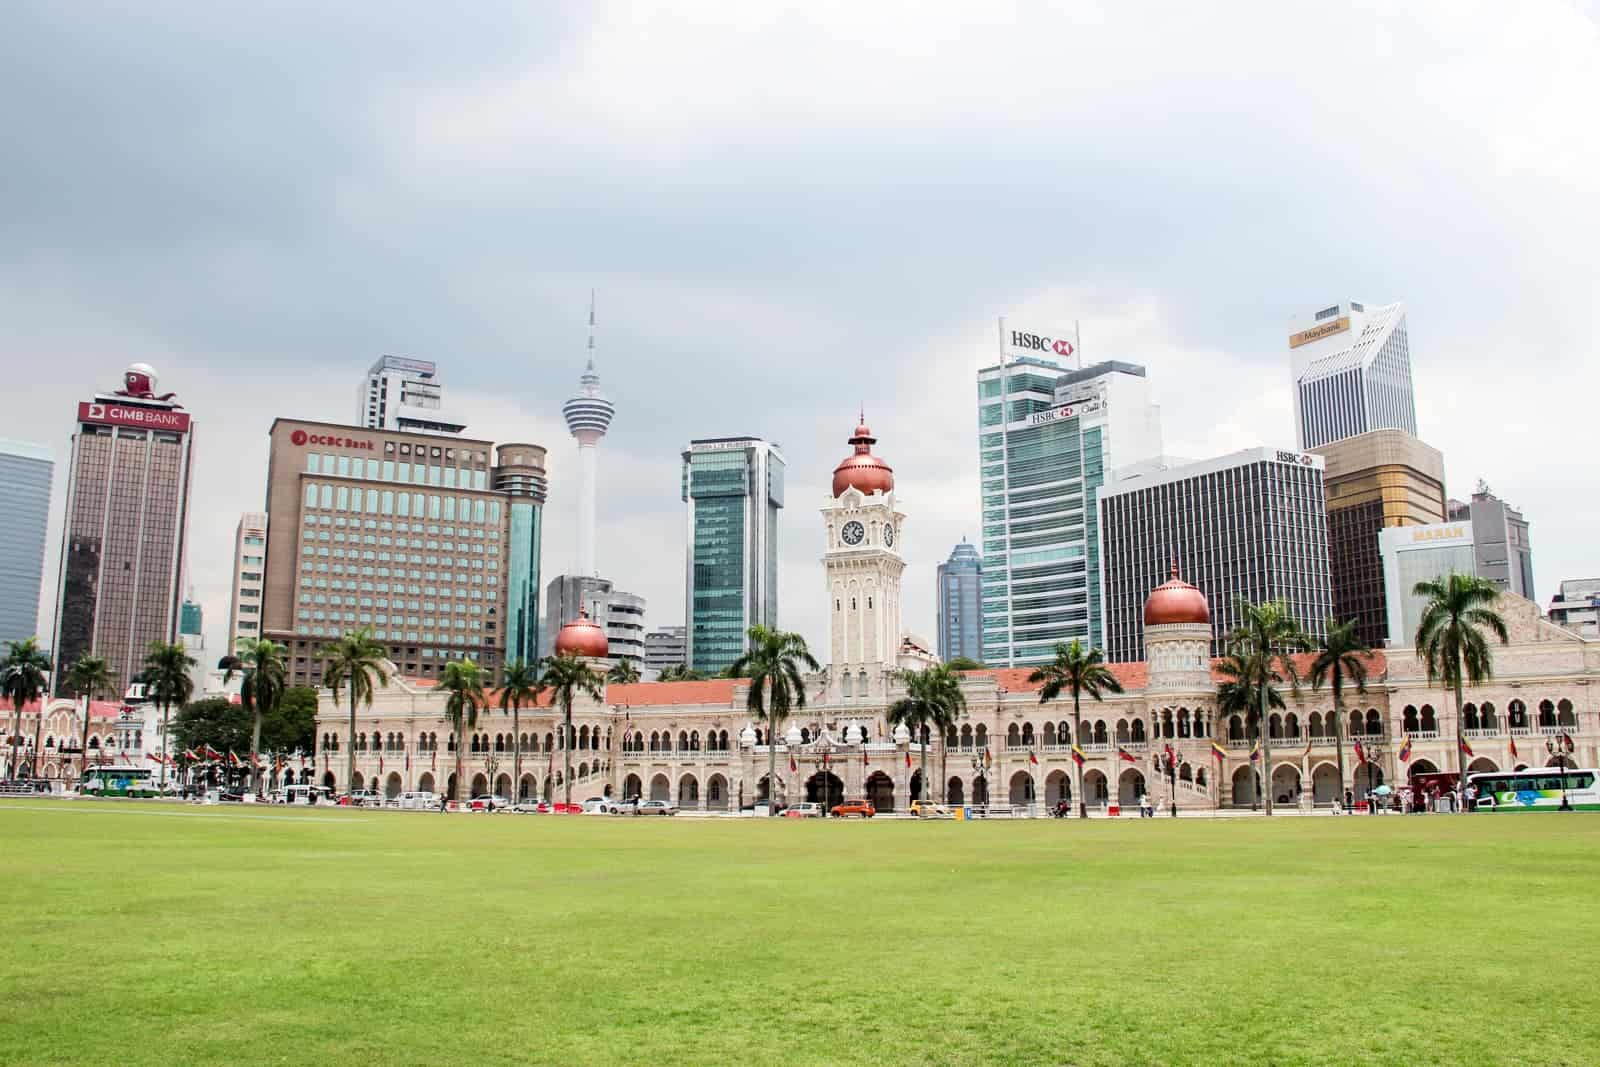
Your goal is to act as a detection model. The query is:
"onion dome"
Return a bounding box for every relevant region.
[739,724,757,747]
[554,609,609,658]
[1143,564,1211,626]
[892,721,911,744]
[831,416,894,496]
[784,723,804,746]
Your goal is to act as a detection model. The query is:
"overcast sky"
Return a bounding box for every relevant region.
[6,1,1598,663]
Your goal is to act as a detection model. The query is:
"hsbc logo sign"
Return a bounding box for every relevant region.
[289,429,373,450]
[1010,331,1074,359]
[1275,450,1315,466]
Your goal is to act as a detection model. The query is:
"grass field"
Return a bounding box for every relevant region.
[2,803,1598,1066]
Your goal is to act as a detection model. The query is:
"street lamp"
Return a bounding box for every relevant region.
[1157,750,1179,818]
[1546,734,1575,811]
[1361,736,1386,814]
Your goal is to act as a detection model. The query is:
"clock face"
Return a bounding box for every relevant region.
[883,523,895,547]
[841,520,865,545]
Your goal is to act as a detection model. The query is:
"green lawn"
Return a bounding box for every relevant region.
[2,803,1597,1066]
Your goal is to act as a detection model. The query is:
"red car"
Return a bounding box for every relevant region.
[831,799,876,818]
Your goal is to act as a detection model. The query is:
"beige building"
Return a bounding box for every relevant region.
[261,419,547,689]
[1312,429,1447,649]
[312,419,1600,811]
[226,511,267,655]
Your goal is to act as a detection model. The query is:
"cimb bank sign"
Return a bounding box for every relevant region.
[999,317,1077,364]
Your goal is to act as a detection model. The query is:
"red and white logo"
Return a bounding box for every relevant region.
[290,430,308,446]
[1051,339,1074,358]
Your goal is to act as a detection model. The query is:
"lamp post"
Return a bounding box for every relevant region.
[1362,736,1385,814]
[1546,734,1575,811]
[815,734,832,818]
[1161,750,1178,817]
[970,753,986,813]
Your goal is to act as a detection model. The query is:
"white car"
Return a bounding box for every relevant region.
[347,789,384,807]
[637,799,677,816]
[396,791,439,811]
[470,795,511,813]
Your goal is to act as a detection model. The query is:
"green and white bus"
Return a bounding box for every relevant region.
[80,764,161,798]
[1469,768,1599,812]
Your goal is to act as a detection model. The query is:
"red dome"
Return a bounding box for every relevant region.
[832,418,894,497]
[1143,565,1211,626]
[554,609,609,658]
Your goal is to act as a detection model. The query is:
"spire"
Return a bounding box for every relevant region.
[586,289,596,372]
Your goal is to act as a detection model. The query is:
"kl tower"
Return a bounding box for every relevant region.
[561,293,615,577]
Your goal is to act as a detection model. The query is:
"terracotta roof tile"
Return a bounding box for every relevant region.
[478,678,742,710]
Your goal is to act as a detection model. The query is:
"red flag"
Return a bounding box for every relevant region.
[1028,750,1039,766]
[300,753,307,769]
[378,754,384,773]
[405,752,411,771]
[1509,736,1519,759]
[183,749,199,762]
[862,748,869,769]
[1458,737,1474,758]
[1562,732,1576,751]
[1163,743,1176,766]
[1354,740,1367,765]
[203,744,223,760]
[1117,746,1137,764]
[789,753,798,773]
[145,752,163,764]
[1071,745,1086,767]
[905,750,911,769]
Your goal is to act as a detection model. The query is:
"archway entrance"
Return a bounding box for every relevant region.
[495,773,511,798]
[519,774,535,801]
[1009,771,1035,807]
[649,774,671,802]
[1271,765,1302,806]
[385,772,402,800]
[706,774,728,811]
[805,770,841,808]
[1354,763,1384,800]
[678,774,699,809]
[623,773,643,801]
[418,772,435,794]
[864,771,894,812]
[972,776,989,805]
[947,777,964,805]
[1311,763,1340,804]
[909,770,924,802]
[1230,765,1257,807]
[1045,770,1071,807]
[1118,768,1146,807]
[470,773,488,797]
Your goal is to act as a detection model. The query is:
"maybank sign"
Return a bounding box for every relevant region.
[1288,317,1350,349]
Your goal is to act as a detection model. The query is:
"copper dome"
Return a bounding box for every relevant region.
[554,609,609,658]
[831,418,894,497]
[1143,565,1211,626]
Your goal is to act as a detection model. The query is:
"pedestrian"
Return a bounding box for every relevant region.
[439,792,448,814]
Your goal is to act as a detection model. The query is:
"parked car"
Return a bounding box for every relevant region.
[831,798,876,818]
[610,797,639,816]
[347,789,384,807]
[637,799,677,816]
[581,797,613,815]
[396,791,438,811]
[909,800,950,818]
[469,795,511,813]
[784,802,823,819]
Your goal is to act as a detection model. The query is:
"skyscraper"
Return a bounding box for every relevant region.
[542,574,644,666]
[0,440,53,649]
[681,437,785,673]
[260,418,545,687]
[977,354,1163,665]
[52,364,195,695]
[1290,300,1417,450]
[561,296,615,579]
[226,512,268,655]
[1099,447,1333,661]
[643,625,687,674]
[179,596,204,639]
[1449,485,1535,600]
[1311,430,1447,648]
[358,356,465,435]
[936,539,982,664]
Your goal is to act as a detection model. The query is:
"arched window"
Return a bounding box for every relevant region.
[1509,700,1528,728]
[1402,706,1419,732]
[1480,702,1498,729]
[960,725,973,748]
[1366,709,1382,735]
[1021,723,1035,746]
[679,731,690,752]
[1043,722,1056,747]
[1538,700,1556,728]
[1178,709,1191,738]
[1558,699,1576,727]
[1115,720,1129,744]
[1131,719,1146,744]
[1349,710,1364,737]
[1006,724,1021,749]
[1462,704,1478,731]
[1269,714,1283,740]
[1161,710,1174,739]
[975,724,988,749]
[1309,713,1323,738]
[1093,721,1108,745]
[690,731,701,751]
[1284,713,1299,739]
[1229,715,1244,741]
[649,731,660,752]
[1419,706,1436,732]
[842,673,853,698]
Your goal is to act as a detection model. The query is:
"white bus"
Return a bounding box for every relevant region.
[1469,768,1599,812]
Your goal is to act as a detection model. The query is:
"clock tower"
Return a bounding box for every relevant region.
[822,417,905,702]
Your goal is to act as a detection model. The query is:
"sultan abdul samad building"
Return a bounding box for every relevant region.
[312,419,1600,812]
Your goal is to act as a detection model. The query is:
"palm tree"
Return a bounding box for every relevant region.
[143,641,196,789]
[3,637,53,780]
[944,656,985,671]
[64,653,113,782]
[657,665,706,682]
[498,658,542,804]
[1029,639,1124,819]
[1413,572,1509,786]
[321,629,389,794]
[1215,652,1285,809]
[730,626,819,813]
[887,664,966,806]
[226,638,287,795]
[606,659,640,684]
[440,658,486,805]
[1309,618,1371,806]
[537,653,605,809]
[1222,599,1309,815]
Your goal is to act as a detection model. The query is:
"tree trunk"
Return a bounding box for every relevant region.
[9,704,20,779]
[250,707,263,796]
[766,702,776,815]
[454,728,464,806]
[919,734,928,808]
[512,702,522,803]
[346,689,356,797]
[1454,652,1467,784]
[1333,678,1346,807]
[80,695,92,787]
[160,703,170,788]
[1073,695,1086,819]
[1260,669,1273,816]
[563,698,573,810]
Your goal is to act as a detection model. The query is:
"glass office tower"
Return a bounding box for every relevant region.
[977,358,1162,665]
[681,438,784,673]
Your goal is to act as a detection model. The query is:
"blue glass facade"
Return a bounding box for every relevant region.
[507,501,542,663]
